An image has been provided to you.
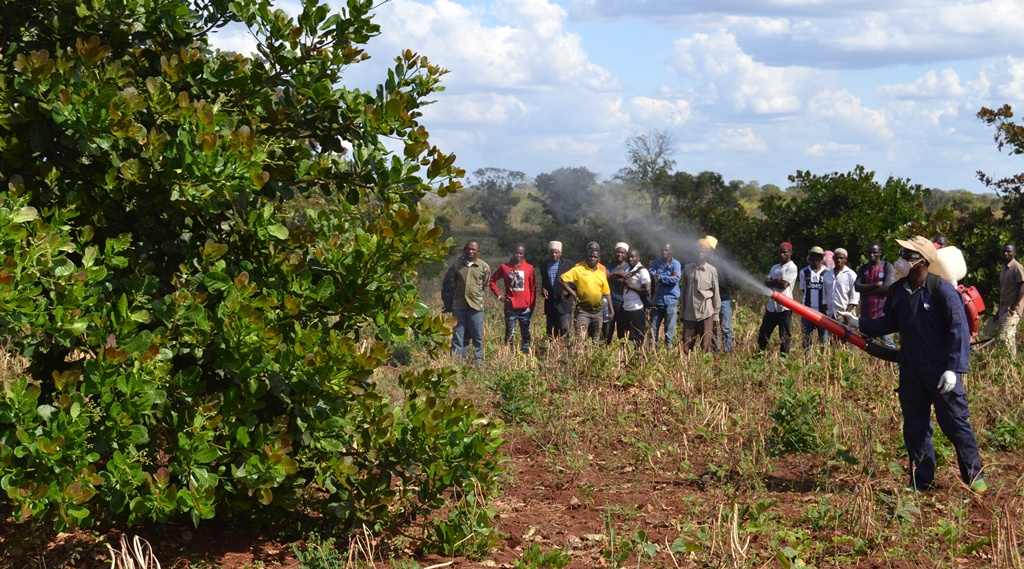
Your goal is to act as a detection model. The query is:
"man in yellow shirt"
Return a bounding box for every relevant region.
[560,249,614,340]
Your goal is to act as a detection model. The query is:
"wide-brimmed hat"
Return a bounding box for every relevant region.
[894,235,938,264]
[808,246,825,255]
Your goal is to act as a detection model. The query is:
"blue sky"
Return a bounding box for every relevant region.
[213,0,1024,192]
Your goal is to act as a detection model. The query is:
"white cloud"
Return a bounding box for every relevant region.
[628,97,692,126]
[879,69,968,99]
[668,30,820,114]
[805,142,862,156]
[809,89,892,142]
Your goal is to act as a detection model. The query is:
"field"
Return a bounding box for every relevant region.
[3,294,1024,568]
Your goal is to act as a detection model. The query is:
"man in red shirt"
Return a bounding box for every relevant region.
[490,242,537,354]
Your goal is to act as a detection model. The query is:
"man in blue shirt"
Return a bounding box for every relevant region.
[649,242,681,347]
[845,236,985,493]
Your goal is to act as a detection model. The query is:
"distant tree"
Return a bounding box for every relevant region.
[615,130,677,220]
[468,167,524,230]
[759,166,931,265]
[978,104,1024,244]
[533,166,598,227]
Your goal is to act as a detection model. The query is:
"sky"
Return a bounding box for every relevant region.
[212,0,1024,192]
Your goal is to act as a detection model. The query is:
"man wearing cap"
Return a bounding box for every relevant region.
[981,243,1024,356]
[489,242,536,354]
[829,247,860,324]
[605,242,632,342]
[650,242,682,347]
[680,239,721,352]
[441,239,491,364]
[797,246,834,347]
[841,236,986,493]
[560,248,614,340]
[706,236,735,353]
[757,241,798,354]
[540,241,574,338]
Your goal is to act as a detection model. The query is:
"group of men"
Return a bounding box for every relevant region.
[440,234,1024,495]
[442,237,735,360]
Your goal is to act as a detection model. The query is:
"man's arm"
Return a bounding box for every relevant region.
[488,266,504,299]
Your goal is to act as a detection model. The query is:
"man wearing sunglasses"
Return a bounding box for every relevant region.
[838,236,985,494]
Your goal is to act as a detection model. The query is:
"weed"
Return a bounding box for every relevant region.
[513,543,573,569]
[292,533,344,569]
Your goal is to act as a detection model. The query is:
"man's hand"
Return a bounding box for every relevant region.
[836,311,859,329]
[937,370,957,394]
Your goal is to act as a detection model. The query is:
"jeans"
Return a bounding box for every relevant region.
[801,317,827,347]
[649,303,678,346]
[451,308,484,363]
[713,300,733,352]
[504,307,532,354]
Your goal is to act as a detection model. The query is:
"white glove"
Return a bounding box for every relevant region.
[937,370,957,394]
[836,311,859,329]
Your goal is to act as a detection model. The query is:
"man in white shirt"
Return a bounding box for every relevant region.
[757,242,798,354]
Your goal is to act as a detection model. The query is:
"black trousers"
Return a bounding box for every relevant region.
[757,310,792,354]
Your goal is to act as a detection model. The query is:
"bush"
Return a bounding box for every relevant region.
[0,0,503,543]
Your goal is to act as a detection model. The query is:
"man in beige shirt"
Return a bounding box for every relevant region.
[982,243,1024,355]
[680,239,721,353]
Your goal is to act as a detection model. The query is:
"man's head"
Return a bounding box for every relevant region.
[778,241,793,264]
[627,248,641,267]
[614,242,629,264]
[933,234,949,248]
[585,249,601,269]
[894,235,938,265]
[808,246,825,269]
[661,243,673,261]
[463,240,480,263]
[833,247,849,271]
[866,242,883,264]
[697,239,712,264]
[548,240,562,261]
[587,241,601,253]
[510,242,525,265]
[1002,243,1017,264]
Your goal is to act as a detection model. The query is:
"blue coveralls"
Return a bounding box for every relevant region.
[859,274,984,490]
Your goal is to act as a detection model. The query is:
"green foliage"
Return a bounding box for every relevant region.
[513,543,573,569]
[468,168,524,235]
[532,167,597,228]
[424,489,503,558]
[0,0,504,544]
[978,104,1024,242]
[760,166,930,265]
[291,533,345,569]
[983,414,1024,450]
[768,377,831,457]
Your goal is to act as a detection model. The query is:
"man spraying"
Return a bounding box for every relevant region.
[839,236,986,493]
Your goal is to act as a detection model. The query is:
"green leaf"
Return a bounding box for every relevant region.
[267,224,289,239]
[12,206,39,223]
[203,272,232,291]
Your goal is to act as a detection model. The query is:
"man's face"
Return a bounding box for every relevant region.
[549,248,561,262]
[867,244,882,263]
[510,245,525,265]
[834,252,848,270]
[778,247,792,263]
[1003,245,1016,263]
[697,247,708,264]
[586,250,600,268]
[627,251,640,266]
[614,248,627,263]
[661,244,673,261]
[464,242,479,262]
[809,253,823,269]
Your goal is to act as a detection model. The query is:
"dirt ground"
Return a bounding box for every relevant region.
[3,428,1021,569]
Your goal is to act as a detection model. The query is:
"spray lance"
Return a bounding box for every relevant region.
[768,291,899,362]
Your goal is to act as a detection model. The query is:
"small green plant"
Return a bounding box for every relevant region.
[513,543,572,569]
[425,489,503,559]
[984,415,1024,450]
[768,377,831,456]
[291,533,343,569]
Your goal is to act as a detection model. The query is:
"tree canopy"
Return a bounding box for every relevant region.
[0,0,502,540]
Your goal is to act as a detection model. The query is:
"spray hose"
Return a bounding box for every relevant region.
[769,291,899,362]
